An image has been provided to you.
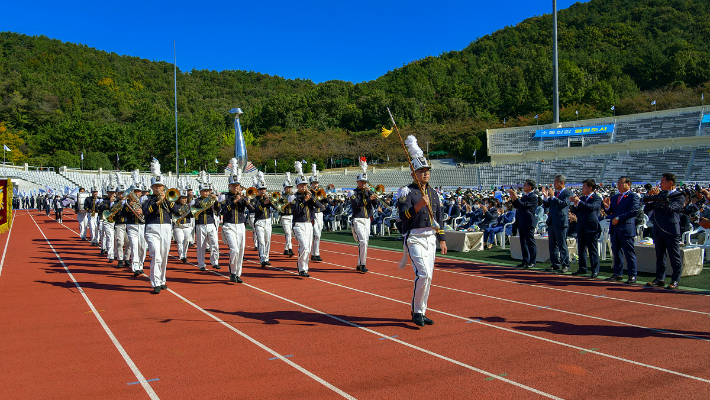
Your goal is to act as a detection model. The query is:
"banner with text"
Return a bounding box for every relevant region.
[534,124,615,138]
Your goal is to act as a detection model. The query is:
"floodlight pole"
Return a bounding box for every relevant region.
[174,41,179,178]
[552,0,560,124]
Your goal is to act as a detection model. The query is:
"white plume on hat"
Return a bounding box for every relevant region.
[151,158,161,177]
[131,170,140,186]
[92,178,98,191]
[285,172,291,183]
[359,157,368,174]
[252,175,258,187]
[405,135,424,158]
[295,161,303,176]
[198,170,207,184]
[256,170,265,187]
[228,158,238,176]
[311,163,317,176]
[116,172,124,187]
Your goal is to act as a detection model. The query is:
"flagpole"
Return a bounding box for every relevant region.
[174,40,180,179]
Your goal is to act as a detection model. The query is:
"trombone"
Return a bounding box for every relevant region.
[166,187,180,202]
[366,183,386,197]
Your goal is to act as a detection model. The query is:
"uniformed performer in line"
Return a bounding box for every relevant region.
[248,175,259,252]
[309,164,326,262]
[170,177,193,264]
[289,161,323,277]
[140,159,172,294]
[397,135,447,327]
[75,187,89,240]
[280,172,295,257]
[193,171,220,271]
[251,171,277,267]
[86,179,101,246]
[350,157,379,273]
[124,170,146,277]
[98,176,117,260]
[220,158,255,283]
[113,174,131,268]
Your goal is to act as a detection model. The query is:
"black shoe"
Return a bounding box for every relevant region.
[253,247,258,251]
[133,270,141,277]
[213,265,221,270]
[152,287,161,294]
[181,258,187,264]
[545,265,561,272]
[298,271,310,277]
[360,265,368,273]
[310,255,317,261]
[605,274,623,281]
[316,256,322,262]
[625,277,636,284]
[160,284,167,290]
[107,258,114,263]
[288,249,294,257]
[230,273,237,282]
[284,250,290,255]
[560,266,569,273]
[412,313,425,327]
[355,265,361,271]
[117,260,124,268]
[423,315,434,325]
[646,278,665,287]
[590,272,599,278]
[666,281,679,290]
[236,276,243,283]
[571,270,587,276]
[264,261,271,266]
[100,250,105,255]
[199,266,206,271]
[516,263,526,268]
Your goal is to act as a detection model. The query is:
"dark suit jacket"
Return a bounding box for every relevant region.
[605,191,640,237]
[570,193,602,235]
[513,192,539,229]
[445,203,461,219]
[644,190,685,237]
[544,188,572,228]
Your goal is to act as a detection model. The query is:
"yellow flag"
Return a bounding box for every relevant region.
[381,127,393,138]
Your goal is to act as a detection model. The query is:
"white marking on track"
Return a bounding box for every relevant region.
[0,210,16,277]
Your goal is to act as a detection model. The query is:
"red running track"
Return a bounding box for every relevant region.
[1,209,709,399]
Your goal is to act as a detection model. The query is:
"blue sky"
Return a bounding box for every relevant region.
[5,0,587,83]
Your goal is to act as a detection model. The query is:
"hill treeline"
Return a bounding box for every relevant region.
[1,0,709,172]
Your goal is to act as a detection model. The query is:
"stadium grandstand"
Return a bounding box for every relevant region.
[2,106,710,194]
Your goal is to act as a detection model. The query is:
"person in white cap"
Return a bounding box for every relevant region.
[397,135,446,327]
[220,158,254,283]
[193,171,220,271]
[113,174,131,268]
[75,187,90,240]
[169,177,193,264]
[251,171,277,267]
[140,158,172,294]
[289,161,323,277]
[280,172,295,257]
[309,164,326,262]
[125,170,147,277]
[100,175,117,262]
[85,179,102,246]
[349,157,379,273]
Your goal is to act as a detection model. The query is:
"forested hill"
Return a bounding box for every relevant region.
[1,0,709,172]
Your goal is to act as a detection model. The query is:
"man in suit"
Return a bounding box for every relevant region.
[644,173,686,290]
[570,179,603,278]
[509,179,538,269]
[444,195,461,227]
[543,175,573,273]
[603,176,640,284]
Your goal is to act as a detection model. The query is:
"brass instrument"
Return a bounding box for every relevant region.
[315,188,327,201]
[245,187,258,200]
[190,198,216,219]
[366,183,386,197]
[102,201,123,223]
[166,187,180,202]
[125,185,145,223]
[172,204,191,226]
[268,191,281,202]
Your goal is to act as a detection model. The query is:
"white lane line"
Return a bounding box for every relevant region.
[28,211,160,399]
[243,250,710,385]
[0,210,16,277]
[270,237,710,314]
[170,256,561,400]
[166,289,356,400]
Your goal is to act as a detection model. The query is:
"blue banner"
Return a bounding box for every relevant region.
[701,115,710,124]
[534,124,615,138]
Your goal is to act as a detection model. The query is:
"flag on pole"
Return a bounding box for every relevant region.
[3,144,10,152]
[80,152,84,160]
[534,114,538,119]
[116,153,119,161]
[274,159,277,167]
[473,150,476,156]
[575,110,579,115]
[184,158,186,166]
[611,105,615,110]
[651,100,656,105]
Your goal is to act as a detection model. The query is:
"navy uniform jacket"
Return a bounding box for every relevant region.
[250,196,277,221]
[280,191,293,216]
[397,183,445,242]
[192,197,218,225]
[121,202,144,224]
[570,193,602,235]
[351,188,379,219]
[220,194,254,224]
[97,197,112,219]
[512,191,539,229]
[544,188,572,228]
[644,190,685,237]
[605,191,640,237]
[84,195,100,215]
[141,195,171,225]
[292,193,323,223]
[113,200,127,224]
[169,201,192,224]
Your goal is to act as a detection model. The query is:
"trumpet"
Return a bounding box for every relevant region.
[166,187,180,202]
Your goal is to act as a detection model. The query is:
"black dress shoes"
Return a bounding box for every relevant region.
[284,250,290,255]
[199,266,206,271]
[230,273,237,282]
[666,281,679,290]
[152,287,161,294]
[571,270,587,276]
[117,260,124,268]
[412,313,425,327]
[288,249,295,257]
[360,265,368,273]
[236,276,243,283]
[625,277,636,284]
[298,271,310,277]
[422,315,434,325]
[646,278,665,287]
[181,258,187,264]
[605,274,623,281]
[516,263,526,268]
[133,270,141,278]
[590,272,599,278]
[213,264,221,269]
[160,284,167,290]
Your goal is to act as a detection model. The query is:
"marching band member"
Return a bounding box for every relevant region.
[251,171,277,267]
[86,179,101,246]
[193,171,220,271]
[99,176,117,260]
[141,159,172,294]
[170,177,193,264]
[114,174,131,268]
[248,175,259,251]
[281,172,295,257]
[309,164,326,262]
[125,170,147,277]
[75,187,89,240]
[290,161,323,277]
[397,135,446,327]
[185,181,196,247]
[220,158,254,283]
[350,157,379,273]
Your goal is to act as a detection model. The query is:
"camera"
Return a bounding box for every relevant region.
[642,190,669,204]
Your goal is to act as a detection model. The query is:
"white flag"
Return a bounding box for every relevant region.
[80,152,84,160]
[575,110,578,115]
[611,105,615,111]
[3,144,10,152]
[651,100,656,105]
[473,150,476,156]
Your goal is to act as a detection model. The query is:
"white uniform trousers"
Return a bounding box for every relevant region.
[311,212,323,256]
[405,232,437,315]
[114,224,130,261]
[280,215,293,251]
[98,219,105,247]
[195,223,219,268]
[254,218,272,263]
[249,214,258,250]
[293,222,313,273]
[351,218,371,266]
[127,224,146,272]
[173,224,192,260]
[103,221,115,260]
[188,219,195,245]
[145,224,171,288]
[222,223,246,276]
[89,214,100,243]
[77,211,89,239]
